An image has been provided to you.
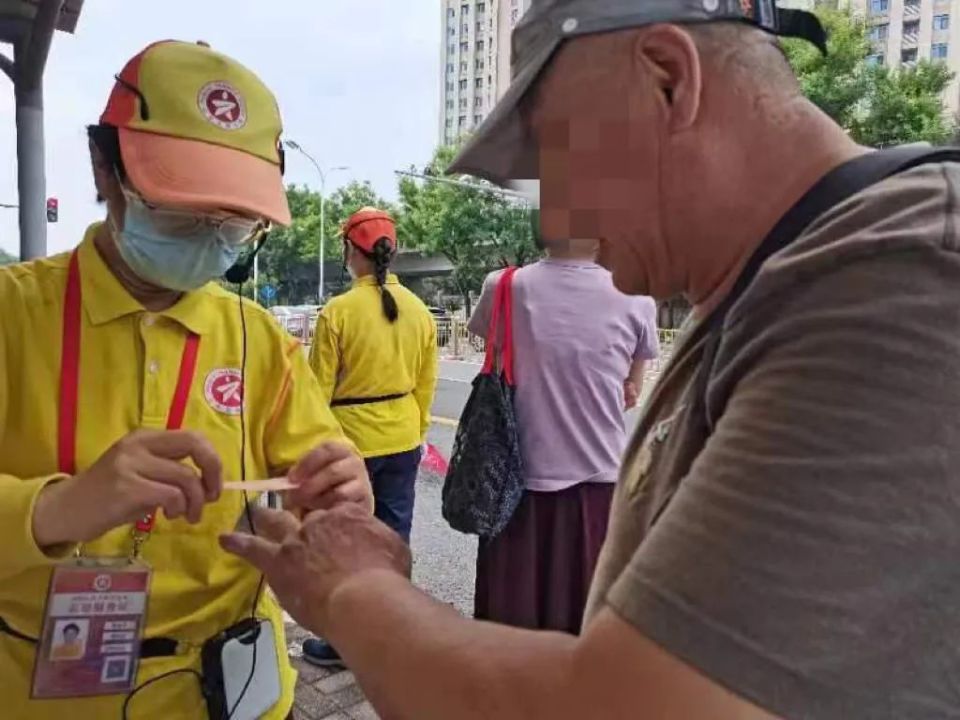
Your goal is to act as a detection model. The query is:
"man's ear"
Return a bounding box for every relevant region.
[631,24,702,132]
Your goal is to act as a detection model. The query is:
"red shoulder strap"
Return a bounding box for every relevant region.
[480,267,519,384]
[167,333,200,430]
[500,267,518,386]
[58,250,201,476]
[57,252,82,475]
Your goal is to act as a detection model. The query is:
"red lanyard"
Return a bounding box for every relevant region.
[57,250,201,538]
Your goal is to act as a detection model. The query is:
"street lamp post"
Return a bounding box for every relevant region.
[284,139,348,304]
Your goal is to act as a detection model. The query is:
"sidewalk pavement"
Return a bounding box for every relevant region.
[287,622,379,720]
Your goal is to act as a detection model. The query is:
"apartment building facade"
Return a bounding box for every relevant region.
[438,0,532,146]
[850,0,960,112]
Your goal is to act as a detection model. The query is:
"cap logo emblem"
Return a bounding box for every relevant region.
[703,0,720,12]
[561,17,579,33]
[198,82,247,130]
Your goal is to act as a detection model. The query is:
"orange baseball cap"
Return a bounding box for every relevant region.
[342,208,397,254]
[100,40,291,225]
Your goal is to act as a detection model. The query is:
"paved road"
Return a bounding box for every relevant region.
[431,360,477,422]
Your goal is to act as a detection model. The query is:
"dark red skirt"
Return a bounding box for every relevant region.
[474,482,615,635]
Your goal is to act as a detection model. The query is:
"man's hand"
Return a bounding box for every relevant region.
[624,380,640,410]
[33,429,222,548]
[285,442,373,514]
[220,505,410,634]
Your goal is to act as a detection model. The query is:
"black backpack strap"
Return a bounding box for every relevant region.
[699,145,960,431]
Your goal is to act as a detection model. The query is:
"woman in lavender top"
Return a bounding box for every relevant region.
[468,238,659,633]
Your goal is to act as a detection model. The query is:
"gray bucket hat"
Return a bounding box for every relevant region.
[448,0,827,186]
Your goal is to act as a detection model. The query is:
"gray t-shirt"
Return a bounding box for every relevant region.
[585,163,960,719]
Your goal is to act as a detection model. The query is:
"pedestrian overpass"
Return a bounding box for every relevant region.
[0,0,84,260]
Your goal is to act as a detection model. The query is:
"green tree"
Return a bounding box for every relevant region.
[853,62,956,146]
[397,144,539,313]
[0,248,15,266]
[783,8,872,130]
[783,8,955,146]
[257,181,392,304]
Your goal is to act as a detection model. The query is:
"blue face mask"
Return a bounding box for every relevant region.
[113,198,244,292]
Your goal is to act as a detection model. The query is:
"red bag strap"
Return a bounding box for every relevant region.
[500,268,517,385]
[480,267,519,384]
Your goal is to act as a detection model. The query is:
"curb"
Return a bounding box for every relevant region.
[432,416,459,428]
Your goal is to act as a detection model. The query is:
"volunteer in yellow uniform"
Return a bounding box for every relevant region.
[0,40,370,720]
[304,208,437,666]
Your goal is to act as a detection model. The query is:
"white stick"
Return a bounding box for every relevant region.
[223,478,296,492]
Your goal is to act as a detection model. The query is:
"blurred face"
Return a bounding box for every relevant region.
[527,27,704,300]
[530,33,664,295]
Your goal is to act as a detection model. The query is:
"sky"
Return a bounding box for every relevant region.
[0,0,441,256]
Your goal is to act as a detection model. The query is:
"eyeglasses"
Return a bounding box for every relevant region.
[121,186,270,247]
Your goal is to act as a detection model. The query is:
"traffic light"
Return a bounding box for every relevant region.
[46,197,58,223]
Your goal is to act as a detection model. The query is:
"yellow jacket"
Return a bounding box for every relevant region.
[0,226,346,719]
[309,274,437,458]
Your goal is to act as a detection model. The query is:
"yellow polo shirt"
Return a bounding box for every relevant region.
[0,225,346,719]
[309,274,437,458]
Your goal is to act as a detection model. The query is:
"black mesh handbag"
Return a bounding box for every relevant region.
[442,267,524,538]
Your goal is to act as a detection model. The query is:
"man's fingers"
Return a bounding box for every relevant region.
[288,442,357,485]
[141,431,223,501]
[245,506,301,543]
[219,532,282,571]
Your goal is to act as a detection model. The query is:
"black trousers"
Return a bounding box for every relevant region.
[367,447,422,544]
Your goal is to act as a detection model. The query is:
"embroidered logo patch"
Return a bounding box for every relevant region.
[198,82,247,130]
[204,368,244,415]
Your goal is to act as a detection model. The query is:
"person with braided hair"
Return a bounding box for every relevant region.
[304,207,438,667]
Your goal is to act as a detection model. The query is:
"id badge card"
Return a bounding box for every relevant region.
[32,560,152,699]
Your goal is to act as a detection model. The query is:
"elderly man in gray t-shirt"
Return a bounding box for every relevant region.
[468,238,659,634]
[219,1,960,718]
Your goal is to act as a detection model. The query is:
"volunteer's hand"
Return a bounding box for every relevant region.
[220,504,410,634]
[284,442,373,515]
[33,429,222,547]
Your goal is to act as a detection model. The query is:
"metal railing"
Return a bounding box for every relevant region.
[436,318,485,360]
[289,312,686,372]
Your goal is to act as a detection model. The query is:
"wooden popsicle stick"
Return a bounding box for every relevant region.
[223,478,296,492]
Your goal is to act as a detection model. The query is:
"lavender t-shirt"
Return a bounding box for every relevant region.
[469,259,659,492]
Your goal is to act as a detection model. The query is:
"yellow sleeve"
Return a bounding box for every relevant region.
[308,311,340,406]
[0,475,77,581]
[414,317,439,441]
[265,338,349,474]
[0,306,76,579]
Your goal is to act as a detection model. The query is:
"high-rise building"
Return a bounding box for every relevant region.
[439,0,532,146]
[849,0,960,112]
